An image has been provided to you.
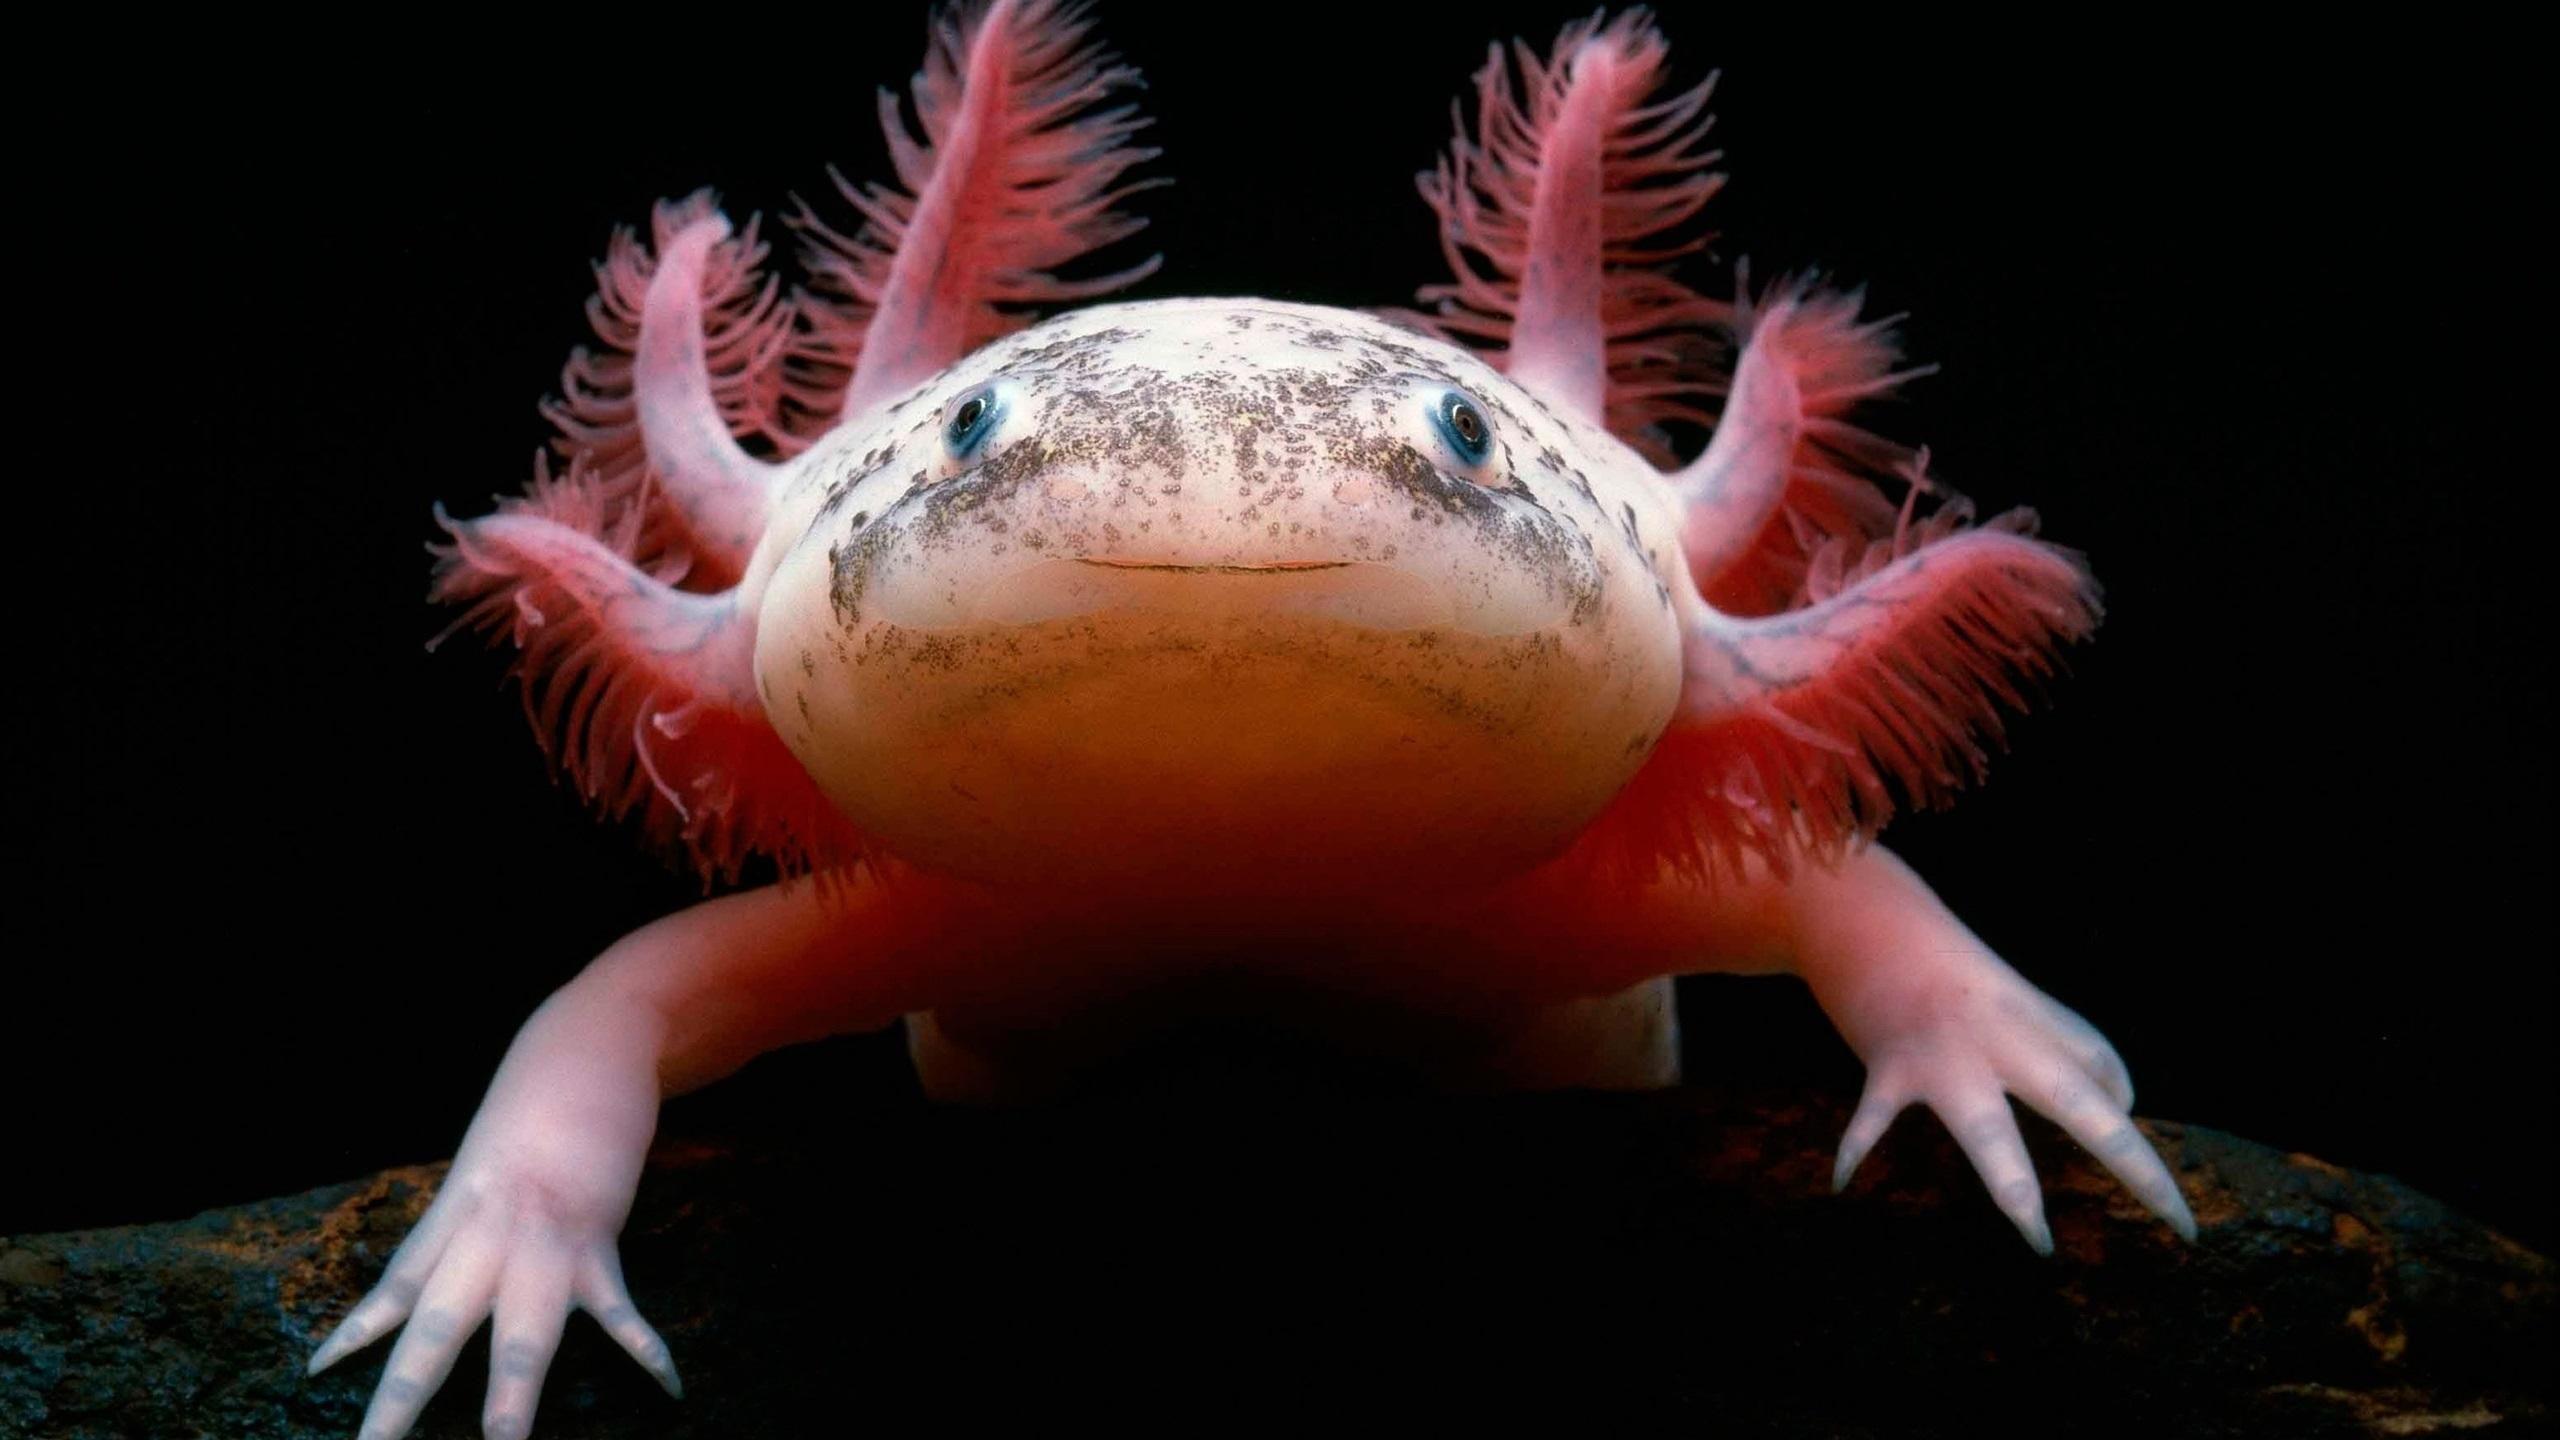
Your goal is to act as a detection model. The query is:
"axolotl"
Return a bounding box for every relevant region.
[309,3,2198,1435]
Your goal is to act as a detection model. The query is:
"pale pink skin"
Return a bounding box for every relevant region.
[323,5,2195,1437]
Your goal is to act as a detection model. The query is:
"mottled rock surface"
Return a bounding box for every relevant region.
[5,1086,2550,1438]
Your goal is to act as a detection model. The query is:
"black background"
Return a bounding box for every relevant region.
[11,5,2547,1258]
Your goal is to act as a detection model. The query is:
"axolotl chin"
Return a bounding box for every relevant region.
[311,3,2198,1435]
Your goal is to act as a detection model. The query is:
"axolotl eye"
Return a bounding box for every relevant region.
[942,382,1008,460]
[1429,389,1495,467]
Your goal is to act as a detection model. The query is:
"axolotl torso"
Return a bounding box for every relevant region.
[313,5,2196,1436]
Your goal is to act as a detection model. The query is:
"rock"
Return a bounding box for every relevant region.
[3,1086,2550,1438]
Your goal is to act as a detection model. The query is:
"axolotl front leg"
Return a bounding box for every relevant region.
[305,878,951,1440]
[1485,845,2197,1253]
[1770,850,2193,1249]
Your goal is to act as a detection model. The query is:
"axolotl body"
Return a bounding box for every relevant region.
[312,4,2198,1436]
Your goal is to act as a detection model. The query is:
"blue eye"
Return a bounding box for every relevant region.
[1430,390,1494,465]
[943,384,1004,459]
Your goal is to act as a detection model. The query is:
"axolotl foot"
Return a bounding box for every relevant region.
[1832,957,2196,1254]
[1515,843,2201,1254]
[306,988,679,1440]
[1797,857,2199,1254]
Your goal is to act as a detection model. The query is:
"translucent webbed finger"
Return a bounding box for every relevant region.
[1932,1084,2053,1256]
[1999,988,2133,1110]
[576,1248,683,1399]
[309,1192,472,1375]
[2005,1056,2197,1242]
[1831,1071,1911,1192]
[356,1227,505,1440]
[2080,1032,2135,1112]
[480,1230,577,1440]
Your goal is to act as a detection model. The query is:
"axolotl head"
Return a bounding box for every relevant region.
[749,299,1685,892]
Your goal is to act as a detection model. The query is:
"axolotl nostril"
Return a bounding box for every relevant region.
[316,3,2195,1435]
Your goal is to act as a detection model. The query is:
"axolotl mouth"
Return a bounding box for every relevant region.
[955,556,1470,631]
[1077,559,1355,572]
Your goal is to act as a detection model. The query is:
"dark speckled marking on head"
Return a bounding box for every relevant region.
[820,447,898,518]
[1331,427,1502,522]
[786,297,1678,639]
[827,511,906,626]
